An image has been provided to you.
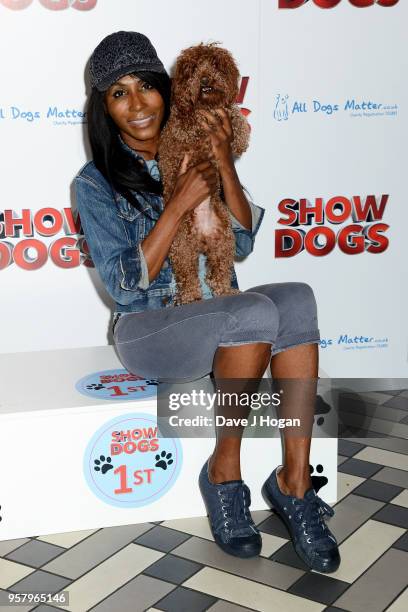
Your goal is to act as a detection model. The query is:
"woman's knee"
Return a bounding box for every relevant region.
[232,292,280,332]
[281,282,318,327]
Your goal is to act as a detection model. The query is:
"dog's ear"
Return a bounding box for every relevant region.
[172,46,201,116]
[214,47,240,106]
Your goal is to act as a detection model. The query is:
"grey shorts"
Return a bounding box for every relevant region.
[114,282,320,382]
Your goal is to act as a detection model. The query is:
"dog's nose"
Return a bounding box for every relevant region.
[200,77,210,86]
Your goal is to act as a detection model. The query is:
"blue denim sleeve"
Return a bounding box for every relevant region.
[75,175,146,305]
[228,199,265,257]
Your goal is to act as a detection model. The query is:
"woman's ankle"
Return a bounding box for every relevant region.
[208,453,242,484]
[276,465,312,499]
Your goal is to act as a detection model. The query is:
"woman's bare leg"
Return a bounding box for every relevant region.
[208,343,272,483]
[271,343,318,498]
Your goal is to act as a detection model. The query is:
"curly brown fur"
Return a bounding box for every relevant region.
[158,43,250,305]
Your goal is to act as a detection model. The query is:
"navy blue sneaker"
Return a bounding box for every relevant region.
[262,466,340,573]
[199,459,262,558]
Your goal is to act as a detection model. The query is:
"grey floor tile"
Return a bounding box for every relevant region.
[323,608,348,612]
[400,414,408,424]
[337,456,348,466]
[383,395,408,411]
[5,541,65,569]
[135,526,192,553]
[340,398,407,423]
[335,548,408,612]
[338,458,383,479]
[208,601,254,612]
[257,512,290,539]
[352,479,403,502]
[354,437,408,456]
[42,523,152,580]
[8,569,71,594]
[393,531,408,552]
[171,536,303,590]
[154,585,217,612]
[143,553,203,584]
[372,466,408,489]
[90,574,175,612]
[373,504,408,528]
[338,440,365,457]
[270,541,309,571]
[327,494,384,544]
[0,539,31,558]
[288,573,349,606]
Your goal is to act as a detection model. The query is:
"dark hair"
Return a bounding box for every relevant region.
[87,70,171,215]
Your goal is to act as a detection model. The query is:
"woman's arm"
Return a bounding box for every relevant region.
[140,158,218,283]
[199,108,252,230]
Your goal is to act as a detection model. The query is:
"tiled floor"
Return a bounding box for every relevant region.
[0,390,407,612]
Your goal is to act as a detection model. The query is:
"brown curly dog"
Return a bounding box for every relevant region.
[158,43,250,306]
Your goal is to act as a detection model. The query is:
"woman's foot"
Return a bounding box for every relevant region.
[262,466,340,573]
[199,458,262,558]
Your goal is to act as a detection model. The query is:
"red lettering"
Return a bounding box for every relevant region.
[277,199,299,225]
[63,208,81,234]
[275,228,305,257]
[352,194,388,222]
[124,441,137,454]
[304,226,336,256]
[144,468,154,484]
[71,0,97,9]
[4,209,32,237]
[49,237,80,268]
[34,208,63,236]
[13,239,47,270]
[0,242,13,270]
[337,224,365,254]
[110,443,122,456]
[325,197,352,224]
[279,0,399,7]
[0,0,33,9]
[365,222,389,253]
[299,198,324,225]
[236,77,249,104]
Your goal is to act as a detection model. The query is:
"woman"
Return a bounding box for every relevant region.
[75,31,340,572]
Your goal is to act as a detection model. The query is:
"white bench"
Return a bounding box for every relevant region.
[0,346,337,541]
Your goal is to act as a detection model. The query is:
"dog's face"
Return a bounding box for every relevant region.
[172,44,240,115]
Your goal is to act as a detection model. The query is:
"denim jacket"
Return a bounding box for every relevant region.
[74,141,265,322]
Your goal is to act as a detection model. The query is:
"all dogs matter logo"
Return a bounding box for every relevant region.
[0,0,97,10]
[275,194,390,257]
[273,94,398,121]
[278,1,399,9]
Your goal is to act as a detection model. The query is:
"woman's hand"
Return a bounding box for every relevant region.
[168,154,218,217]
[198,108,234,172]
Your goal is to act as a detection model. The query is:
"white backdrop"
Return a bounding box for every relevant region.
[0,0,406,377]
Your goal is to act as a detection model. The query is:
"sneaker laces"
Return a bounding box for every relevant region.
[214,483,258,537]
[292,493,336,549]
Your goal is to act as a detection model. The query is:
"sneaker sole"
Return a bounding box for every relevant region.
[261,482,340,573]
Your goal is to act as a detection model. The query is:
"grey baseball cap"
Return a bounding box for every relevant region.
[89,31,167,92]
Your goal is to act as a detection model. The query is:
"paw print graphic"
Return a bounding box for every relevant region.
[0,504,2,522]
[310,464,328,493]
[314,394,331,427]
[86,383,106,391]
[94,455,114,474]
[155,451,173,470]
[145,379,158,386]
